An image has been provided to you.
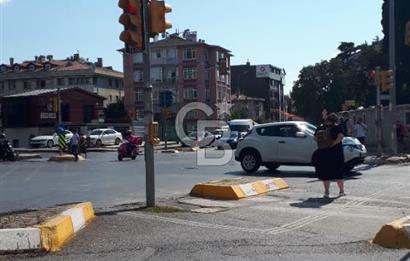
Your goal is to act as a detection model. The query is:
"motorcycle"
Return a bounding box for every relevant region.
[0,139,17,161]
[118,136,143,161]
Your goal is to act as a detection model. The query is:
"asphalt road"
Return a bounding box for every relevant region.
[0,149,249,213]
[2,151,410,260]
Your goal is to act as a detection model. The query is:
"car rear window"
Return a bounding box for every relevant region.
[256,126,280,136]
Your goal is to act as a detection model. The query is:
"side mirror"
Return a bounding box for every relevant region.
[296,132,307,138]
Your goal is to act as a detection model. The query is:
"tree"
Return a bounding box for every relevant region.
[104,101,126,119]
[291,40,384,124]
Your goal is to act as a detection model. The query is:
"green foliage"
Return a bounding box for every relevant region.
[104,101,126,119]
[230,106,249,120]
[291,40,385,124]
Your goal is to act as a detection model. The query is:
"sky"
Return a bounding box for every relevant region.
[0,0,383,94]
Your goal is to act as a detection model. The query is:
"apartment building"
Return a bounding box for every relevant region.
[0,54,124,107]
[231,62,286,121]
[123,30,232,131]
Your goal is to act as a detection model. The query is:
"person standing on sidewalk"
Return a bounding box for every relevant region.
[396,120,406,152]
[70,130,80,161]
[353,117,367,144]
[312,113,345,198]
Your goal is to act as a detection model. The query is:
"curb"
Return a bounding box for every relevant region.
[190,178,289,200]
[48,154,85,162]
[176,147,200,152]
[372,216,410,249]
[0,202,95,253]
[17,154,42,160]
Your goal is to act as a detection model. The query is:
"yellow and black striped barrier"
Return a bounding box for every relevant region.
[58,134,66,152]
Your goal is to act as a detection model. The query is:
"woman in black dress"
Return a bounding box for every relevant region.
[313,113,345,198]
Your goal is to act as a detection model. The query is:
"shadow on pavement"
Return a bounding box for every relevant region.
[400,252,410,261]
[225,170,317,179]
[290,197,337,208]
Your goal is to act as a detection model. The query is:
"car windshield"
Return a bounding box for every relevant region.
[90,130,103,135]
[229,125,250,132]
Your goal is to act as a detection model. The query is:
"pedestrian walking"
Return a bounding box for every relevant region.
[312,113,345,198]
[79,133,87,159]
[396,120,406,152]
[70,130,80,161]
[353,117,367,144]
[339,112,352,137]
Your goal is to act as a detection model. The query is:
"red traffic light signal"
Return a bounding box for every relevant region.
[119,0,144,50]
[149,0,172,35]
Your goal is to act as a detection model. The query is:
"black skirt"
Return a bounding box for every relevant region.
[312,143,344,181]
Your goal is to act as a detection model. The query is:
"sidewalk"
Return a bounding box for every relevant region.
[15,141,180,153]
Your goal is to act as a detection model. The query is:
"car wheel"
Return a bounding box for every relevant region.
[265,163,280,171]
[240,150,261,173]
[96,139,102,147]
[115,138,121,145]
[46,140,54,148]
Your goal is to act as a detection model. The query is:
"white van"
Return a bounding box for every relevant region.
[228,119,258,134]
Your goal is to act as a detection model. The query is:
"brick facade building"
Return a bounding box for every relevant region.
[123,31,232,131]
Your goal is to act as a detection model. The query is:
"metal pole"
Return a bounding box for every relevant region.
[142,0,155,207]
[375,67,383,155]
[57,87,63,155]
[389,0,398,154]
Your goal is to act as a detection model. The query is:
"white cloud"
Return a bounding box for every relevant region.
[0,0,11,5]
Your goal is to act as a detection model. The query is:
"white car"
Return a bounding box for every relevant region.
[181,131,215,148]
[88,129,123,147]
[235,121,367,173]
[30,130,73,148]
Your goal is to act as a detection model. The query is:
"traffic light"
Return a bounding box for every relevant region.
[148,0,172,36]
[380,70,394,92]
[405,21,410,46]
[149,121,160,145]
[119,0,144,50]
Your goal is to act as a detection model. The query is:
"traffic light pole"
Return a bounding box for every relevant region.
[142,0,155,207]
[389,0,398,154]
[375,67,383,155]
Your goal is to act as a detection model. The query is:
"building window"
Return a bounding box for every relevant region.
[68,78,75,85]
[183,48,196,60]
[23,81,32,90]
[133,53,143,64]
[37,79,46,88]
[184,88,197,100]
[28,64,35,72]
[93,77,98,85]
[115,79,119,88]
[166,49,176,59]
[133,71,143,82]
[135,90,144,101]
[108,78,113,86]
[8,80,16,90]
[13,65,20,72]
[0,82,4,92]
[406,112,410,126]
[183,67,197,80]
[151,67,163,82]
[205,88,210,100]
[44,64,51,71]
[57,78,65,86]
[109,95,113,102]
[0,66,7,73]
[116,96,119,102]
[153,51,161,59]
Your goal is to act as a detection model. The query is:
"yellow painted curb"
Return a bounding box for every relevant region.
[49,154,85,162]
[37,202,95,252]
[372,217,410,249]
[190,178,288,200]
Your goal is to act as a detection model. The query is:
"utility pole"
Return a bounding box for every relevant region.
[375,67,383,155]
[57,87,63,155]
[389,0,398,154]
[142,0,155,207]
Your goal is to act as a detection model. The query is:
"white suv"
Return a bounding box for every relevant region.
[235,121,367,173]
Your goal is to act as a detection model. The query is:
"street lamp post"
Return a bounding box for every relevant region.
[389,0,398,154]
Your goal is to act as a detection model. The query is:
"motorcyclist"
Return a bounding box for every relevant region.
[124,130,134,156]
